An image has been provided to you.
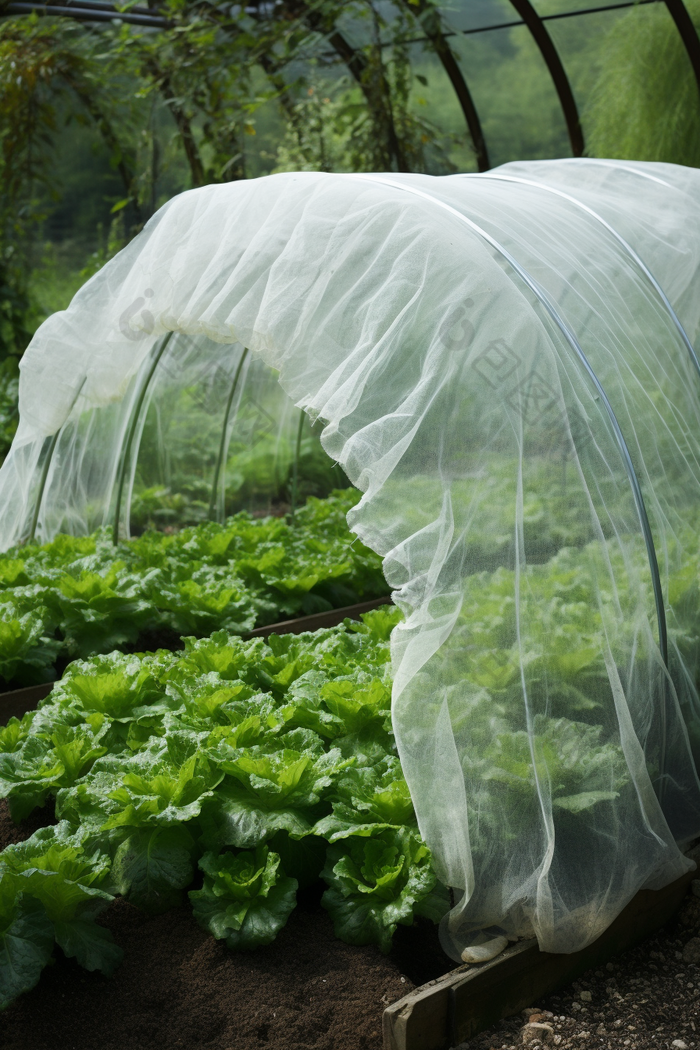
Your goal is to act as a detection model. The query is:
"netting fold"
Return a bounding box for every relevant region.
[2,160,700,958]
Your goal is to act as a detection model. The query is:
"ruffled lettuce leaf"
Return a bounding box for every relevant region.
[0,822,121,979]
[313,756,415,841]
[111,825,196,913]
[53,564,157,658]
[189,845,297,950]
[469,715,627,815]
[57,733,223,830]
[0,711,38,755]
[321,828,443,953]
[0,722,108,821]
[171,633,270,682]
[0,598,60,686]
[153,566,257,636]
[51,652,166,724]
[0,885,54,1011]
[199,743,351,849]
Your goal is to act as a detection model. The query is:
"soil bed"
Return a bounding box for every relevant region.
[4,798,700,1050]
[0,800,449,1050]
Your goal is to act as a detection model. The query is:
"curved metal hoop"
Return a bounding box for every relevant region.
[398,0,490,171]
[664,0,700,99]
[348,172,669,668]
[28,430,62,545]
[5,0,700,177]
[27,376,87,544]
[289,408,306,525]
[505,0,584,157]
[208,346,250,521]
[466,172,700,383]
[112,331,174,545]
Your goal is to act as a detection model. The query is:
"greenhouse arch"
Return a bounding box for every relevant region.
[4,160,700,960]
[350,170,670,667]
[3,0,700,169]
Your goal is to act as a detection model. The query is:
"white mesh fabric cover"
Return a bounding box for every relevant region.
[2,161,700,957]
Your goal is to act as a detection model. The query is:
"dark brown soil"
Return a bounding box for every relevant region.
[0,799,450,1050]
[8,799,700,1050]
[129,624,186,654]
[1,897,412,1050]
[0,796,55,846]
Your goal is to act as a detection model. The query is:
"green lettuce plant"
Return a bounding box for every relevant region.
[0,723,108,821]
[0,822,121,1008]
[313,756,415,841]
[0,877,54,1011]
[0,489,388,688]
[0,595,638,1011]
[189,845,297,950]
[321,828,448,954]
[152,568,257,636]
[0,599,61,686]
[57,735,224,912]
[52,565,156,658]
[200,739,351,847]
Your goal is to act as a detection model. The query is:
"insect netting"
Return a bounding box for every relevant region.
[15,337,347,540]
[1,159,700,959]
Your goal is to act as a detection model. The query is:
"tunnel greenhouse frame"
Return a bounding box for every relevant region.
[5,159,700,962]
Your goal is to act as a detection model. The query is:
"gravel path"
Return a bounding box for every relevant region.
[453,890,700,1050]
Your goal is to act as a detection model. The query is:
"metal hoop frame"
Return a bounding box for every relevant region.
[111,340,311,537]
[349,171,669,668]
[463,172,700,381]
[27,376,87,544]
[101,171,675,667]
[3,0,699,170]
[111,332,174,545]
[208,345,250,522]
[504,0,584,158]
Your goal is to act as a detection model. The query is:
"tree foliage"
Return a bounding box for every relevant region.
[0,16,141,358]
[585,0,700,166]
[0,0,466,363]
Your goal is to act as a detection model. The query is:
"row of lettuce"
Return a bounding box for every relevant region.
[1,537,668,1009]
[0,606,452,1009]
[2,484,699,1011]
[0,489,387,690]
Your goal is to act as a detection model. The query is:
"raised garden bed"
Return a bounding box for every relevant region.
[1,600,698,1050]
[0,594,455,1049]
[1,803,697,1050]
[0,615,449,1050]
[0,795,448,1050]
[0,595,392,717]
[383,858,699,1050]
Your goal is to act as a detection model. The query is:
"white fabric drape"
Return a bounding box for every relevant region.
[3,160,700,957]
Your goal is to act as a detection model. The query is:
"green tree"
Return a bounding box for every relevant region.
[585,0,700,166]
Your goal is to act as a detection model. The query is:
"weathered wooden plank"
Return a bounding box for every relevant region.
[0,681,55,722]
[248,595,392,638]
[383,864,697,1050]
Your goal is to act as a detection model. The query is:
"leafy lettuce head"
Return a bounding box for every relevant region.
[321,827,444,953]
[190,845,298,950]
